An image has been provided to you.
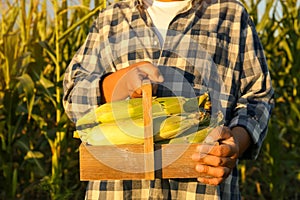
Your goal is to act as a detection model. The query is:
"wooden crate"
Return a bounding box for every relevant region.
[79,80,200,180]
[79,143,200,180]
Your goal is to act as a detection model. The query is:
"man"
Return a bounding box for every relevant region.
[63,0,274,199]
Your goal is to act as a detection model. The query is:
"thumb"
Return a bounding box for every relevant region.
[204,126,232,144]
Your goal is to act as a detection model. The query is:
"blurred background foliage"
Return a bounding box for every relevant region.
[0,0,299,199]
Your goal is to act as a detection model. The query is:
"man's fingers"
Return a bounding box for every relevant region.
[195,164,231,179]
[126,68,147,97]
[203,126,232,144]
[137,63,164,83]
[196,165,232,185]
[125,62,164,98]
[197,176,224,186]
[195,143,237,158]
[192,153,237,169]
[103,61,164,101]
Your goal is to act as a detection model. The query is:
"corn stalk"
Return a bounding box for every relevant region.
[0,0,106,199]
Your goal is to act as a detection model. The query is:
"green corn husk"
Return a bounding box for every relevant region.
[74,94,214,145]
[76,93,209,127]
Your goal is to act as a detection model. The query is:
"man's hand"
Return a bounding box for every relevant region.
[191,126,251,185]
[101,61,164,102]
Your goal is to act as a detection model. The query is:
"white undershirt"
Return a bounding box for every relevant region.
[143,0,190,46]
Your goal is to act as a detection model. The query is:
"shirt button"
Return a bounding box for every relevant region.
[153,41,158,46]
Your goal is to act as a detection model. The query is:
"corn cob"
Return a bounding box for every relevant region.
[155,112,211,144]
[77,110,223,145]
[75,94,212,145]
[77,113,202,145]
[165,126,210,144]
[153,96,186,115]
[166,111,224,144]
[76,98,144,126]
[76,93,209,127]
[154,114,200,141]
[187,127,211,143]
[85,118,145,145]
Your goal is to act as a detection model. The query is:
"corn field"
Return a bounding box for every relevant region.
[0,0,299,199]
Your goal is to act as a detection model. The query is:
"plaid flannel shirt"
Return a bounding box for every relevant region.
[63,0,274,199]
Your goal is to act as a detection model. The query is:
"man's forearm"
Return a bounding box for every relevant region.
[231,126,252,158]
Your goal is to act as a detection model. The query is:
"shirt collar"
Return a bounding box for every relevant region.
[136,0,196,9]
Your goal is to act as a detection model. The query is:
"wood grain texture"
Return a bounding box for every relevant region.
[142,80,155,180]
[79,143,200,180]
[79,144,146,180]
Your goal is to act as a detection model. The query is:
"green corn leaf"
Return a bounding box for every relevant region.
[11,168,17,198]
[24,150,44,160]
[58,5,104,41]
[2,6,19,35]
[16,73,35,120]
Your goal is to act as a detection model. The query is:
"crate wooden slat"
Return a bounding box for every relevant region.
[156,143,200,178]
[79,144,147,180]
[79,143,200,180]
[142,80,155,180]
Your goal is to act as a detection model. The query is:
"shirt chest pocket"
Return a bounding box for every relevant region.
[189,30,232,68]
